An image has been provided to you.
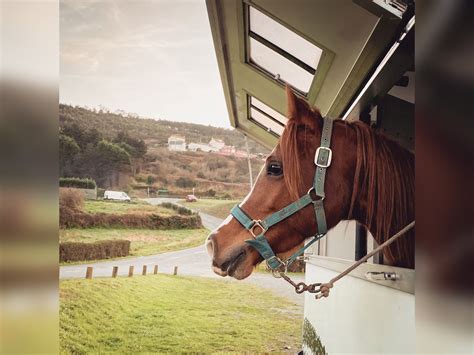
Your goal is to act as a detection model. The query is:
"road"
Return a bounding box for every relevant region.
[60,198,304,306]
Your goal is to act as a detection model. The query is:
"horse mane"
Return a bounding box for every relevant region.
[279,117,305,200]
[348,121,414,267]
[280,118,414,267]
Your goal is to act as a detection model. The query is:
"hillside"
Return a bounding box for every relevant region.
[136,147,264,198]
[59,104,268,198]
[59,104,269,154]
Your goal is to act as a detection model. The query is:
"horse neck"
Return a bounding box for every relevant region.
[347,123,415,267]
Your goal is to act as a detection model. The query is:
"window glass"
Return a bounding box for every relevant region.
[250,97,288,126]
[249,96,286,136]
[248,6,323,93]
[250,39,314,93]
[249,6,322,70]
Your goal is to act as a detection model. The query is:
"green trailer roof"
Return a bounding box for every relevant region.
[206,0,410,149]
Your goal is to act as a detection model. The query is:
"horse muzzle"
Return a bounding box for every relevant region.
[205,232,254,279]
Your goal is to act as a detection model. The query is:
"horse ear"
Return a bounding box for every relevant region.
[286,86,307,120]
[286,86,319,128]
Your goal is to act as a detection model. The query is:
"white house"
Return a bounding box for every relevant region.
[187,142,218,152]
[168,135,186,152]
[209,138,225,150]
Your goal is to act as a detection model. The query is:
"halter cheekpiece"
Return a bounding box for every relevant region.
[230,117,334,271]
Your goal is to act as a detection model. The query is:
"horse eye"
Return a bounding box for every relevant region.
[267,162,283,176]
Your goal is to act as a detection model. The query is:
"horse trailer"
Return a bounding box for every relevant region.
[207,0,415,353]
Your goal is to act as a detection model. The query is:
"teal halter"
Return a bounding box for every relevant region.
[230,117,334,271]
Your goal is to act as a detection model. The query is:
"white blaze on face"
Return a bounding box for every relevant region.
[214,214,233,232]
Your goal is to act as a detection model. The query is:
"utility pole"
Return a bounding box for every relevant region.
[244,134,253,190]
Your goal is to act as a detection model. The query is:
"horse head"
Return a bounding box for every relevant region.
[206,87,414,280]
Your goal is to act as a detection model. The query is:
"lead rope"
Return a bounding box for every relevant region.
[278,220,415,299]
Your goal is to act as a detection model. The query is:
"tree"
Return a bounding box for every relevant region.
[114,131,147,176]
[62,124,102,149]
[146,175,156,186]
[114,131,146,158]
[175,177,196,188]
[88,140,131,187]
[59,134,80,177]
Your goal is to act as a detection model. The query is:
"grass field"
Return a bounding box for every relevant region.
[84,200,174,215]
[180,198,239,219]
[60,228,209,259]
[60,276,302,354]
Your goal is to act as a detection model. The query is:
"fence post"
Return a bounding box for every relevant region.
[154,265,158,274]
[142,265,147,275]
[173,266,178,275]
[112,266,118,278]
[86,267,93,279]
[128,265,134,277]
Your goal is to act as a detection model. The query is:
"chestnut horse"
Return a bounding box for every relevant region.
[206,87,414,280]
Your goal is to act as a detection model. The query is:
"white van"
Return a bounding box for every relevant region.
[103,190,131,202]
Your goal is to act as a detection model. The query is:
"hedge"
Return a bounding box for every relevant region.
[60,177,97,189]
[160,202,194,216]
[60,240,130,262]
[60,211,202,229]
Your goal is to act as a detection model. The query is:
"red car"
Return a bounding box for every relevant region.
[185,194,198,202]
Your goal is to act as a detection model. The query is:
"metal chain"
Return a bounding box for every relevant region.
[279,272,322,294]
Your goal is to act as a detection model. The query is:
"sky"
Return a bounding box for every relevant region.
[60,0,230,128]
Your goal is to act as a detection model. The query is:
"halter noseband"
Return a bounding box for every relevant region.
[230,117,334,271]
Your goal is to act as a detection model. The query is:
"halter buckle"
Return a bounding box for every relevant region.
[315,147,332,168]
[249,220,267,238]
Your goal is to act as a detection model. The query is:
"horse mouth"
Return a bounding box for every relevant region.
[214,249,247,278]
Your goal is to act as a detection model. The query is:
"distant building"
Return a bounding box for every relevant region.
[218,146,236,155]
[233,150,248,158]
[188,142,218,153]
[209,138,226,150]
[168,135,186,151]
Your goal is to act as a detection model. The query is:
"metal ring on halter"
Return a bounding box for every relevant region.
[307,187,324,202]
[249,220,266,238]
[271,262,287,278]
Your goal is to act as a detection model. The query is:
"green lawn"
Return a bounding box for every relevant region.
[60,228,209,259]
[84,200,174,215]
[180,198,239,219]
[60,276,302,354]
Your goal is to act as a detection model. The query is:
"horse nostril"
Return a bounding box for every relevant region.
[205,234,214,257]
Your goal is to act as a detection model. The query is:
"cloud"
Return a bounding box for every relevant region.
[60,0,229,128]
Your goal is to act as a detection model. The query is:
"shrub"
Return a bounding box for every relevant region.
[60,240,130,262]
[60,188,84,212]
[207,188,216,197]
[60,211,201,229]
[175,177,196,188]
[146,175,156,185]
[207,158,228,171]
[160,202,194,216]
[60,188,85,228]
[60,177,97,189]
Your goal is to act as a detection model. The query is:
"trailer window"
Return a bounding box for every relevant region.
[248,96,287,136]
[247,6,323,93]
